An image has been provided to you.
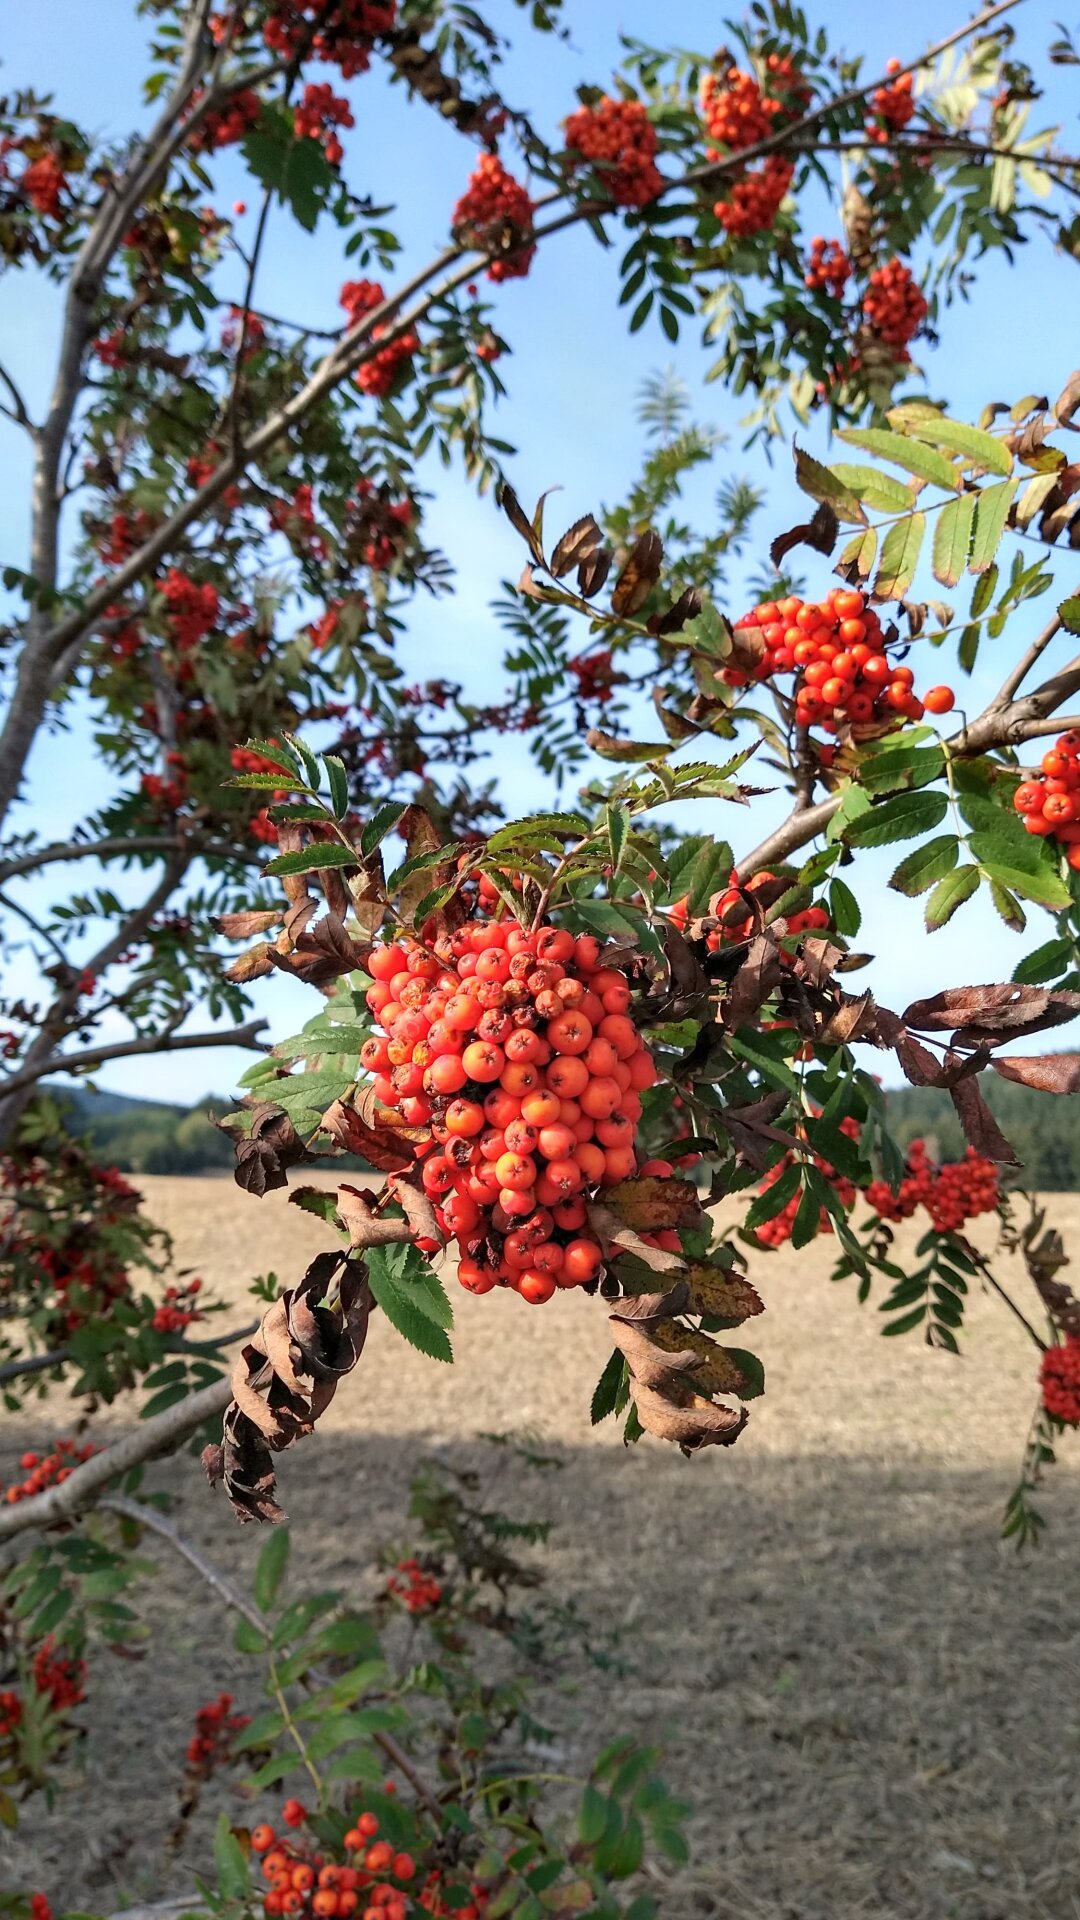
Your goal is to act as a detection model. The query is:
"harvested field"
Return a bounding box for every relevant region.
[4,1175,1080,1919]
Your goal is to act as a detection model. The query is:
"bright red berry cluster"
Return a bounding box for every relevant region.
[1040,1336,1080,1426]
[386,1558,443,1615]
[867,59,915,142]
[186,1691,251,1775]
[804,235,850,296]
[729,589,954,734]
[32,1638,86,1714]
[339,282,420,397]
[258,1,396,79]
[864,1139,999,1235]
[700,56,808,236]
[1012,733,1080,869]
[252,1805,420,1920]
[562,97,663,207]
[294,84,354,165]
[451,156,536,281]
[862,257,928,355]
[161,569,220,649]
[152,1276,204,1333]
[362,918,659,1306]
[753,1120,861,1247]
[4,1440,96,1506]
[189,88,261,151]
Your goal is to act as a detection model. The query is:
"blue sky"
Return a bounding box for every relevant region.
[2,0,1080,1104]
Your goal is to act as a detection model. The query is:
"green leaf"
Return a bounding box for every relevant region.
[958,623,981,674]
[242,737,303,778]
[970,565,998,618]
[360,801,408,858]
[579,1784,611,1847]
[254,1529,290,1615]
[874,512,925,601]
[925,864,980,929]
[214,1816,251,1902]
[969,480,1018,574]
[265,843,357,877]
[366,1244,453,1361]
[859,744,944,796]
[485,812,589,854]
[793,444,866,524]
[830,463,916,513]
[1058,595,1080,635]
[892,411,1012,476]
[931,493,976,587]
[976,861,1071,909]
[745,1162,801,1227]
[1013,936,1074,984]
[828,877,861,936]
[825,785,872,843]
[324,756,349,821]
[844,790,949,849]
[385,842,465,894]
[605,803,630,876]
[591,1349,628,1424]
[889,835,959,896]
[242,124,334,232]
[837,427,958,490]
[724,1347,765,1400]
[226,772,295,791]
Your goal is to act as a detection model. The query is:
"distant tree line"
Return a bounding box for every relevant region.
[50,1076,1080,1189]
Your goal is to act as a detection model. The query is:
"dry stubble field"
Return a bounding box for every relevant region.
[5,1174,1080,1920]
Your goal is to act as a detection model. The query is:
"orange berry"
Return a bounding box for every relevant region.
[924,685,955,715]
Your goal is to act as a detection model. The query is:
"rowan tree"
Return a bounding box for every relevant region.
[4,0,1080,1910]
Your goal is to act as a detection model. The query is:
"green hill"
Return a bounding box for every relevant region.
[46,1085,237,1173]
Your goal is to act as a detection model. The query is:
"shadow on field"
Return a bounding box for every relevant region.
[4,1421,1080,1920]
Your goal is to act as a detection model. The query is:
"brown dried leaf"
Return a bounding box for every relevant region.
[1053,370,1080,429]
[586,1202,684,1272]
[498,480,544,563]
[216,910,283,937]
[725,935,783,1029]
[683,1265,764,1323]
[550,514,603,578]
[948,1075,1021,1165]
[631,1380,747,1451]
[893,1033,948,1087]
[600,1175,703,1233]
[609,1281,690,1324]
[320,1098,416,1171]
[903,982,1080,1042]
[770,502,838,569]
[226,943,278,984]
[577,547,613,599]
[611,529,663,617]
[651,686,699,741]
[334,1183,417,1248]
[818,992,878,1046]
[649,1320,751,1397]
[991,1052,1080,1094]
[227,1104,307,1196]
[608,1316,698,1388]
[648,586,703,637]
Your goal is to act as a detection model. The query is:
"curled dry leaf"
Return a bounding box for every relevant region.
[322,1096,418,1172]
[203,1252,371,1523]
[215,910,283,938]
[587,1202,683,1273]
[611,529,664,617]
[608,1312,747,1452]
[724,935,783,1030]
[991,1052,1080,1095]
[892,1032,948,1087]
[219,1103,308,1196]
[649,1320,752,1398]
[817,991,878,1046]
[225,942,277,984]
[682,1264,764,1323]
[648,586,704,637]
[770,501,839,569]
[577,546,613,599]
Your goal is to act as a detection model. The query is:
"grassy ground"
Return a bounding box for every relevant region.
[4,1175,1080,1920]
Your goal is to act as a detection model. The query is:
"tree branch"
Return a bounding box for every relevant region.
[0,831,265,885]
[0,0,1026,834]
[0,1016,268,1105]
[992,609,1065,707]
[0,1347,71,1385]
[0,360,35,434]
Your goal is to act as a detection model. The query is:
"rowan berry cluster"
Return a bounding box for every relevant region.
[451,156,536,281]
[258,1,396,78]
[270,484,328,562]
[186,1691,251,1775]
[804,236,850,296]
[562,97,663,207]
[96,506,155,568]
[568,649,619,705]
[1012,733,1080,870]
[252,1805,418,1920]
[18,148,68,217]
[864,1139,999,1234]
[141,762,188,812]
[867,59,915,142]
[339,282,419,397]
[361,918,658,1305]
[728,589,954,734]
[700,56,808,236]
[4,1440,96,1506]
[294,84,354,165]
[1040,1336,1080,1426]
[161,569,220,649]
[152,1277,204,1333]
[752,1121,861,1247]
[221,305,267,360]
[862,257,928,354]
[189,88,261,151]
[386,1558,443,1615]
[32,1638,86,1714]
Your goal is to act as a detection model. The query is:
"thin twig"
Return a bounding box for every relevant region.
[0,360,35,433]
[0,1347,71,1386]
[993,609,1065,707]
